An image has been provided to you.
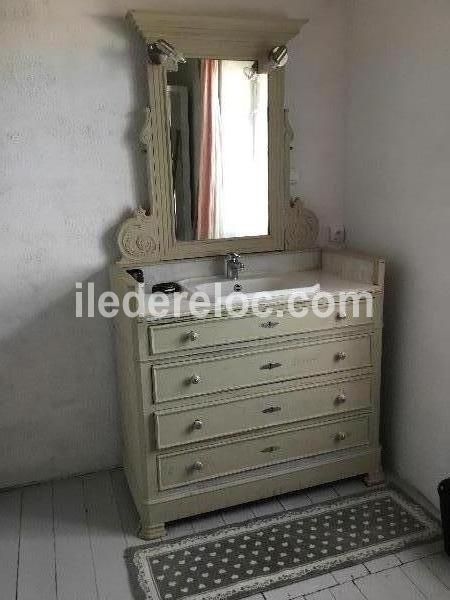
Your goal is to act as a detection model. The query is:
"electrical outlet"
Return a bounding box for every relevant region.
[328,225,346,244]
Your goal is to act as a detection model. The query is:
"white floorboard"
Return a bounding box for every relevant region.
[222,503,256,525]
[16,483,57,600]
[331,563,369,584]
[263,574,337,600]
[53,477,98,600]
[333,479,366,497]
[355,566,427,600]
[279,490,312,511]
[402,559,450,599]
[166,518,195,539]
[364,554,402,573]
[307,485,338,504]
[306,590,334,600]
[83,472,133,600]
[0,471,447,600]
[191,511,226,533]
[423,554,450,588]
[330,581,368,600]
[251,497,284,517]
[0,489,22,600]
[110,469,144,547]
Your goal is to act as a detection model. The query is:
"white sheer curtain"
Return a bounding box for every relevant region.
[196,60,268,240]
[217,61,268,239]
[212,92,224,239]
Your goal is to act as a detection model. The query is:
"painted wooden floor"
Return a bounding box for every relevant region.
[0,470,448,600]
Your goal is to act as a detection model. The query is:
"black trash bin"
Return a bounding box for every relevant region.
[438,479,450,556]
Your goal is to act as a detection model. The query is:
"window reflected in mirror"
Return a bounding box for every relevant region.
[167,59,268,242]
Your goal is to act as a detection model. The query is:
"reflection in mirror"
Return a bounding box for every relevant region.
[167,59,268,242]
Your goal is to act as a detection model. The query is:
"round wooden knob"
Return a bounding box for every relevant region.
[191,374,201,384]
[193,419,203,430]
[335,393,347,405]
[192,460,204,471]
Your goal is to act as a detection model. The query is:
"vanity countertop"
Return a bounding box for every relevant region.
[140,271,383,322]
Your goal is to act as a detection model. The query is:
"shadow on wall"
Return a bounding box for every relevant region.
[0,15,153,489]
[94,14,150,212]
[379,258,407,474]
[0,270,122,489]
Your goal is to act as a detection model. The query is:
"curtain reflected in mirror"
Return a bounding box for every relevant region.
[167,59,268,241]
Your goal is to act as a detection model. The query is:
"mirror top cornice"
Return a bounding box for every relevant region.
[127,11,308,59]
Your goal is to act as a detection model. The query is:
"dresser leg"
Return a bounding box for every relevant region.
[139,522,166,541]
[364,470,385,488]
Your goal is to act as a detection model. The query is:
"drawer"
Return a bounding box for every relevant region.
[152,336,371,403]
[147,300,373,355]
[158,416,370,489]
[155,378,372,449]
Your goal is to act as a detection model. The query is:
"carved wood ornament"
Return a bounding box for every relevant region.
[283,109,319,251]
[117,208,160,263]
[284,198,319,250]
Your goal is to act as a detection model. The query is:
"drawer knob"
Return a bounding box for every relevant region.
[260,320,280,329]
[262,406,282,414]
[335,351,347,361]
[192,419,203,430]
[335,393,347,405]
[261,362,282,371]
[336,312,347,321]
[188,331,199,341]
[192,460,204,471]
[335,432,347,442]
[190,374,201,384]
[261,445,281,453]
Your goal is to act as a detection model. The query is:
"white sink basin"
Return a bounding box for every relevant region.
[179,272,320,304]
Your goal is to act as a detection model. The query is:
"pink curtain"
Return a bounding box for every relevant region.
[196,59,219,240]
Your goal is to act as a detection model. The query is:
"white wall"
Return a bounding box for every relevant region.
[0,0,346,487]
[344,0,450,507]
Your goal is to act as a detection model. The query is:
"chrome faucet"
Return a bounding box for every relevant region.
[225,253,245,280]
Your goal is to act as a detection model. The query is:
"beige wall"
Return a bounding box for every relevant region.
[344,0,450,507]
[4,0,446,506]
[0,0,347,487]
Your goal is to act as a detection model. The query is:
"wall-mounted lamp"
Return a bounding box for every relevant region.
[147,39,186,69]
[268,45,288,69]
[244,62,258,81]
[244,45,289,80]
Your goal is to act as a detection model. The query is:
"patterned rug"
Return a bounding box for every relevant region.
[126,487,442,600]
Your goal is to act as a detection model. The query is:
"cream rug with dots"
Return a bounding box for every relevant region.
[126,487,441,600]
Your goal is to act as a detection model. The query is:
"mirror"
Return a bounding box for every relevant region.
[167,59,269,242]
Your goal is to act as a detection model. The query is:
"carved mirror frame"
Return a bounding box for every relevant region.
[118,12,309,264]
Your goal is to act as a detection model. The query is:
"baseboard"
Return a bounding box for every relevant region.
[0,464,122,494]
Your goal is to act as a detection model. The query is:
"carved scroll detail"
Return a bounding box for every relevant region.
[284,109,319,250]
[285,198,319,250]
[117,208,160,263]
[139,107,152,148]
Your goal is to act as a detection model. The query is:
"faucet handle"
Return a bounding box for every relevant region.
[226,252,241,262]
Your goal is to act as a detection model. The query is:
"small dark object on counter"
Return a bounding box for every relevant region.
[439,478,450,556]
[127,269,144,283]
[152,282,183,295]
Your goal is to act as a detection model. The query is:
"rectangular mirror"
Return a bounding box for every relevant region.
[167,59,269,242]
[120,11,305,263]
